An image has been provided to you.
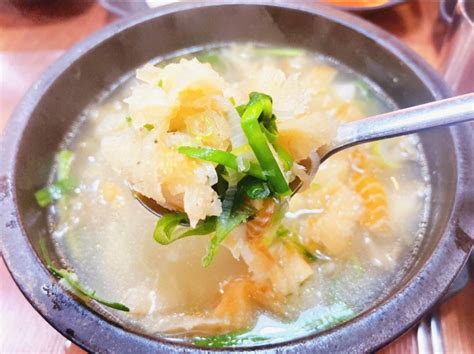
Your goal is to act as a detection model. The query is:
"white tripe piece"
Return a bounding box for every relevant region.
[238,65,314,119]
[100,59,227,227]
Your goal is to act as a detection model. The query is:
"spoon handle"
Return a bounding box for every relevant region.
[320,92,474,161]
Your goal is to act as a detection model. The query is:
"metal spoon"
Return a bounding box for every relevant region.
[132,92,474,217]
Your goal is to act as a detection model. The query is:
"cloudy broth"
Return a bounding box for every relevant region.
[50,44,430,346]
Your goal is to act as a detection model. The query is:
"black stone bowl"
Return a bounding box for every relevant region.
[98,0,408,17]
[0,2,473,353]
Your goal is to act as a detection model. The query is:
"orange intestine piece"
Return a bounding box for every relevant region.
[246,198,276,239]
[213,277,285,330]
[350,149,391,234]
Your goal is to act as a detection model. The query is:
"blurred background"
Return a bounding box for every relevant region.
[0,0,472,353]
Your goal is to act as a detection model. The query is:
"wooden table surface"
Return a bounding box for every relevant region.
[0,1,473,353]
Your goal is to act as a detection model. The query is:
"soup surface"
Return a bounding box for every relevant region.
[47,44,430,346]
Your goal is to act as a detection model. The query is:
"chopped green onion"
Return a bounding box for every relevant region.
[143,123,154,131]
[193,330,269,347]
[254,47,305,57]
[39,238,129,312]
[213,165,229,199]
[276,226,318,262]
[179,146,238,169]
[355,80,371,98]
[55,268,130,311]
[34,186,55,208]
[236,155,249,172]
[34,178,76,207]
[158,79,163,88]
[35,149,77,208]
[221,168,243,187]
[125,116,133,126]
[202,188,254,267]
[275,144,293,171]
[196,51,224,71]
[240,92,291,196]
[245,182,270,200]
[56,150,74,181]
[237,176,271,200]
[259,114,278,144]
[304,302,355,331]
[235,104,246,116]
[153,213,216,245]
[229,96,236,106]
[178,146,266,180]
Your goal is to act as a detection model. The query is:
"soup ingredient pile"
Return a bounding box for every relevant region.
[101,58,333,267]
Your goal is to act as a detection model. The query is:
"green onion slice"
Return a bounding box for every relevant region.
[34,178,76,208]
[237,176,271,200]
[240,92,291,196]
[56,149,74,180]
[39,238,129,312]
[35,149,76,208]
[202,187,254,267]
[178,146,266,180]
[275,144,294,171]
[254,47,305,57]
[153,213,216,245]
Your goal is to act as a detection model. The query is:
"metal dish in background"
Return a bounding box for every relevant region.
[439,0,474,94]
[99,0,409,17]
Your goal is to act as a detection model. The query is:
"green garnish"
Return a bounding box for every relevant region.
[39,238,129,312]
[213,165,229,199]
[152,189,254,267]
[179,146,238,168]
[35,149,76,207]
[202,187,254,267]
[158,79,163,88]
[239,92,291,196]
[237,176,271,200]
[259,111,278,144]
[177,146,266,180]
[275,144,293,171]
[153,213,216,245]
[235,104,246,116]
[276,225,318,262]
[254,47,305,57]
[355,80,371,98]
[34,179,76,208]
[196,51,224,70]
[125,116,133,126]
[56,150,74,181]
[229,96,236,106]
[143,123,154,131]
[193,330,269,348]
[304,302,355,331]
[162,91,294,266]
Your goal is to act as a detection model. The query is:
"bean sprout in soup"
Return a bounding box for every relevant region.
[47,44,430,346]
